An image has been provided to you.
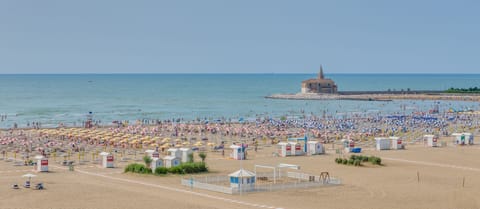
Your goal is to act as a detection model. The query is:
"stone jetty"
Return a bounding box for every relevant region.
[265,92,480,101]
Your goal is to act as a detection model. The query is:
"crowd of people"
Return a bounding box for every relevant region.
[1,109,479,159]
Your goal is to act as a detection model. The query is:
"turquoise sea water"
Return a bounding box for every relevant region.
[0,74,479,128]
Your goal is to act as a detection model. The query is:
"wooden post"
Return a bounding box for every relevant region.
[462,177,465,188]
[417,171,420,183]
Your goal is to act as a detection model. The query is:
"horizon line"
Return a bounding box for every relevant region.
[1,72,480,75]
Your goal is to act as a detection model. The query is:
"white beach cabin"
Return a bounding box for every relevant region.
[229,169,256,192]
[229,145,245,160]
[375,138,391,150]
[99,152,114,168]
[307,141,324,155]
[34,155,48,172]
[288,141,304,156]
[423,135,438,147]
[179,148,193,163]
[151,157,164,172]
[167,148,181,158]
[390,137,404,150]
[277,142,292,157]
[163,156,181,168]
[452,133,474,145]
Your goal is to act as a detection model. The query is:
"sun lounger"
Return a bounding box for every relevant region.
[24,181,30,188]
[12,184,19,189]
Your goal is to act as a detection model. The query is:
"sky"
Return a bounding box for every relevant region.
[1,0,479,74]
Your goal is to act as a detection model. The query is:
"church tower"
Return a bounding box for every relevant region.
[318,65,324,80]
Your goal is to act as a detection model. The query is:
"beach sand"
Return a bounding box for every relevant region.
[1,139,480,209]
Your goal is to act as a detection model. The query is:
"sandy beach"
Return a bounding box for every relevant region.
[1,133,480,209]
[3,1,480,208]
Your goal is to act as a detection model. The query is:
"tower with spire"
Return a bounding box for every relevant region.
[318,65,324,80]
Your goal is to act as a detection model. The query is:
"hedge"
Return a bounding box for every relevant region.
[335,155,382,167]
[126,162,208,175]
[154,167,168,175]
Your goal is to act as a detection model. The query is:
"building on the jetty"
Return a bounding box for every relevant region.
[301,66,338,94]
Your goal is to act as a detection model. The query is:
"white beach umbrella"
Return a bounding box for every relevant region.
[22,173,37,182]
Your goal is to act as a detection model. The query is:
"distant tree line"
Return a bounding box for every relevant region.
[445,87,480,93]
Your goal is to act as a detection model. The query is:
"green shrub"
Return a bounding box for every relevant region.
[124,164,135,173]
[134,164,146,173]
[143,156,153,168]
[198,152,207,163]
[144,168,152,174]
[168,166,185,174]
[357,155,365,161]
[354,159,361,166]
[125,163,141,173]
[349,155,356,160]
[181,163,196,173]
[372,157,382,165]
[196,162,208,172]
[348,159,354,165]
[181,162,208,174]
[124,163,150,173]
[367,156,382,165]
[154,167,168,175]
[126,162,208,175]
[336,155,380,167]
[187,153,194,163]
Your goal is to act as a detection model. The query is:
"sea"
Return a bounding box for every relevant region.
[0,74,479,129]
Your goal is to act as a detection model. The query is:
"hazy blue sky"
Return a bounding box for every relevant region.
[1,0,478,74]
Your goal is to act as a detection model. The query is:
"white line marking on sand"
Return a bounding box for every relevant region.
[383,157,480,172]
[0,169,32,173]
[52,165,283,209]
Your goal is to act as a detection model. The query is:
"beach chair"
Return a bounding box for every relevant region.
[12,184,19,189]
[24,181,30,188]
[213,144,224,151]
[35,183,44,190]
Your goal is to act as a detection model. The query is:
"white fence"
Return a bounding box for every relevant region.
[181,178,234,194]
[181,172,341,195]
[287,171,310,181]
